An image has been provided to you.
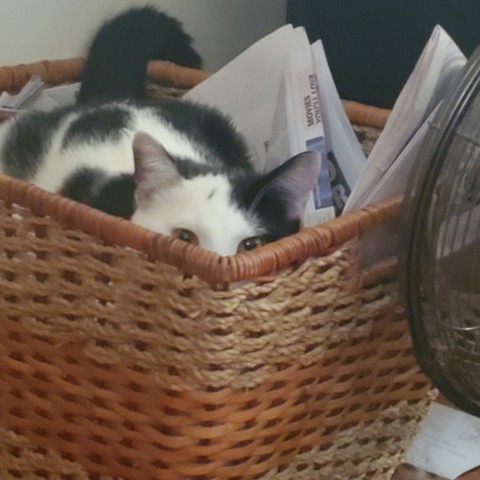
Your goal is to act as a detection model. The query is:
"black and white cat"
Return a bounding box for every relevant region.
[0,7,320,256]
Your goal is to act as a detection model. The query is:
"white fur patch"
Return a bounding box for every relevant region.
[133,107,205,163]
[132,174,262,256]
[31,105,207,192]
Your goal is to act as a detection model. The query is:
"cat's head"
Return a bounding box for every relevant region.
[130,133,321,256]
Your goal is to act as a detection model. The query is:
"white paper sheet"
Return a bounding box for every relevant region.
[311,39,366,214]
[185,25,308,171]
[406,402,480,479]
[29,82,80,111]
[359,107,435,208]
[0,77,79,112]
[344,25,466,213]
[0,74,44,109]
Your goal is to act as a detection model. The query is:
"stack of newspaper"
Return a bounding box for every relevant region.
[0,24,467,245]
[185,25,366,225]
[185,24,466,226]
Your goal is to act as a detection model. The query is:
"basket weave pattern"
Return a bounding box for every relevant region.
[0,199,397,390]
[0,192,431,479]
[0,58,432,479]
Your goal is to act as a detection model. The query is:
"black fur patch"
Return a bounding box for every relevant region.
[151,99,253,171]
[60,167,108,204]
[78,6,202,103]
[231,174,300,242]
[91,174,136,219]
[1,107,72,179]
[173,157,217,179]
[62,107,132,149]
[60,168,135,219]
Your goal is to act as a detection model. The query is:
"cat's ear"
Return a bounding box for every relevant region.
[256,151,321,219]
[132,132,181,207]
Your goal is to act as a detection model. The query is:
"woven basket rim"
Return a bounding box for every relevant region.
[0,57,390,126]
[0,173,401,284]
[0,57,396,285]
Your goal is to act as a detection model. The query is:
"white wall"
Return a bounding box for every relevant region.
[0,0,287,71]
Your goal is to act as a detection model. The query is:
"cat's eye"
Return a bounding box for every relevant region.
[173,228,199,245]
[237,236,265,253]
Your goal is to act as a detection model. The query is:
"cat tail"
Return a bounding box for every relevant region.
[77,6,202,104]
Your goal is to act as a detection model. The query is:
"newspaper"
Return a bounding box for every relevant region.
[0,74,44,113]
[187,26,364,225]
[311,39,366,214]
[337,25,467,265]
[186,25,308,171]
[359,108,434,209]
[29,82,80,111]
[344,25,466,212]
[265,33,334,225]
[0,76,79,113]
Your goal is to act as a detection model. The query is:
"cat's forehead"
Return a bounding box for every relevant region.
[175,173,236,202]
[132,173,262,256]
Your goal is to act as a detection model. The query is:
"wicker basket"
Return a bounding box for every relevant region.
[0,58,432,480]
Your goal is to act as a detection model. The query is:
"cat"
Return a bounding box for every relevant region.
[0,7,320,256]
